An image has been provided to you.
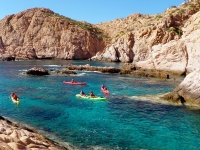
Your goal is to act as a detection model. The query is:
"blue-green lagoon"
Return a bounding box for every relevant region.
[0,60,200,150]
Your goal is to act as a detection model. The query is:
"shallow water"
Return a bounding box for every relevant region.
[0,60,200,150]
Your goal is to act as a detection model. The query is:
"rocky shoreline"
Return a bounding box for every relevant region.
[65,63,185,80]
[24,63,184,80]
[0,116,72,150]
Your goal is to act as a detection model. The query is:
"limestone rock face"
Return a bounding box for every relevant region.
[163,69,200,106]
[135,40,188,75]
[0,8,105,60]
[135,10,200,75]
[182,10,200,74]
[92,1,200,73]
[91,33,134,62]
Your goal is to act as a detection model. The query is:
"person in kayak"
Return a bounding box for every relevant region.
[103,86,108,90]
[90,91,96,98]
[80,90,87,97]
[101,84,108,90]
[71,79,75,83]
[11,92,19,101]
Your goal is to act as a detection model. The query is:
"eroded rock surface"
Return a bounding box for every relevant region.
[162,69,200,106]
[0,8,105,60]
[0,116,68,150]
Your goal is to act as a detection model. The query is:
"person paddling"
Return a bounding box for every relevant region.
[11,92,19,101]
[80,90,87,97]
[101,84,108,90]
[90,91,96,98]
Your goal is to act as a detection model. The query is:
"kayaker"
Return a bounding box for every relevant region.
[80,90,87,96]
[90,91,96,98]
[11,92,18,100]
[103,86,108,90]
[102,84,108,90]
[71,79,75,83]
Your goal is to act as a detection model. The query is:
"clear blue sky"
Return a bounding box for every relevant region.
[0,0,184,24]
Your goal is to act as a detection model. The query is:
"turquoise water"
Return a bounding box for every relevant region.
[0,60,200,150]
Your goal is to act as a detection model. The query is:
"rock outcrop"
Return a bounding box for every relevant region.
[65,64,121,74]
[92,1,200,75]
[162,69,200,107]
[0,116,68,150]
[134,8,200,75]
[26,67,77,76]
[0,8,105,60]
[49,69,77,76]
[26,67,49,75]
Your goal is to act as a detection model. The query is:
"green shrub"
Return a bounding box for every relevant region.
[174,27,183,37]
[156,15,162,19]
[178,9,185,14]
[116,31,125,37]
[170,6,177,8]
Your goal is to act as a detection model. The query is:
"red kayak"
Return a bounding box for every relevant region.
[101,87,110,94]
[63,81,86,85]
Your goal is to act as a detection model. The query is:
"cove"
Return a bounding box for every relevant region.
[0,60,199,150]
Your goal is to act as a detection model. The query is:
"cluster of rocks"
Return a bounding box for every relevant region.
[66,64,120,74]
[24,64,175,81]
[25,67,77,76]
[65,63,177,80]
[26,67,49,75]
[0,116,69,150]
[49,69,77,76]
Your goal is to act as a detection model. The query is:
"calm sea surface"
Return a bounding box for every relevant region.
[0,60,200,150]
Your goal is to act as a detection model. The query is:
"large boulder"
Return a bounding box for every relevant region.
[26,67,49,75]
[162,69,200,106]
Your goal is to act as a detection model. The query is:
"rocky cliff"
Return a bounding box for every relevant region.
[92,0,200,75]
[0,8,105,60]
[0,1,200,76]
[162,69,200,107]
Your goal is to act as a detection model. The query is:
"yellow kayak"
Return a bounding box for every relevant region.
[11,95,20,104]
